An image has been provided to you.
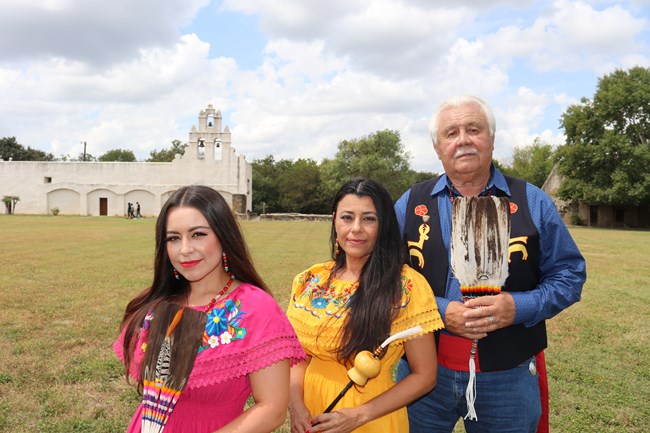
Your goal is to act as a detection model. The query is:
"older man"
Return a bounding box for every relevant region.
[395,95,586,433]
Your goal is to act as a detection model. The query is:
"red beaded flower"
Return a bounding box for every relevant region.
[509,202,519,214]
[414,204,428,216]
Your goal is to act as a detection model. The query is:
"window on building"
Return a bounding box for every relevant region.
[44,177,52,183]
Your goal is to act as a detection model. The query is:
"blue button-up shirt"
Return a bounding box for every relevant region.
[394,166,586,327]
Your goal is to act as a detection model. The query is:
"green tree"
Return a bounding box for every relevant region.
[277,158,327,214]
[595,67,650,146]
[409,169,438,185]
[320,129,414,201]
[556,66,650,206]
[252,155,283,214]
[252,156,329,214]
[98,148,136,162]
[2,196,19,214]
[251,134,437,214]
[491,158,509,173]
[146,140,187,162]
[75,152,97,161]
[498,139,555,187]
[0,137,54,161]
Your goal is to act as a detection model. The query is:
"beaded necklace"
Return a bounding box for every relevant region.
[202,271,235,313]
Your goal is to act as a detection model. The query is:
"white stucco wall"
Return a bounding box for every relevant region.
[0,105,252,216]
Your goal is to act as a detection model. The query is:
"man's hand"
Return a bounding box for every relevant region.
[444,300,488,339]
[462,292,516,335]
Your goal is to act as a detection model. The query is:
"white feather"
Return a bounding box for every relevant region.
[451,196,510,289]
[380,325,423,349]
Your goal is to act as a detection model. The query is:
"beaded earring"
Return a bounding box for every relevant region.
[173,268,180,280]
[222,251,230,273]
[335,241,340,257]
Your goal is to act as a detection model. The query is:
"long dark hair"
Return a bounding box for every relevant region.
[120,185,269,380]
[329,178,406,364]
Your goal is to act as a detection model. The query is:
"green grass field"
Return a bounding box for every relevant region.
[0,216,647,432]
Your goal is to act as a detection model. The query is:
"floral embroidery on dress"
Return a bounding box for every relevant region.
[396,275,413,309]
[199,299,247,354]
[293,268,416,320]
[293,271,358,319]
[138,302,248,356]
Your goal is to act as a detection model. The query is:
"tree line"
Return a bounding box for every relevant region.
[251,132,561,214]
[0,138,187,162]
[2,67,648,213]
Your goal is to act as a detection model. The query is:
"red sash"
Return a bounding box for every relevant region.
[437,332,482,372]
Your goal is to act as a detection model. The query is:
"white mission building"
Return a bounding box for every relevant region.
[0,105,252,216]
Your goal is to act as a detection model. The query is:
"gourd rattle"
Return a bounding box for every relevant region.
[322,325,423,413]
[347,349,382,386]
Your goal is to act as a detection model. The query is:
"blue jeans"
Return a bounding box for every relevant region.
[397,358,541,433]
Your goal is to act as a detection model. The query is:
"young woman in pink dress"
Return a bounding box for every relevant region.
[115,185,305,432]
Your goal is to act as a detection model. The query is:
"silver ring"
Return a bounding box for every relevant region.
[488,315,495,324]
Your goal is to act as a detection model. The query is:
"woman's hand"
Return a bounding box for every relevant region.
[308,408,364,433]
[289,399,312,433]
[289,357,312,433]
[307,333,437,432]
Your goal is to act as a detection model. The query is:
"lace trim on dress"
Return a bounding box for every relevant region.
[390,307,444,343]
[188,333,304,389]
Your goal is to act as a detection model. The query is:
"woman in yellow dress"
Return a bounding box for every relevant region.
[287,178,444,433]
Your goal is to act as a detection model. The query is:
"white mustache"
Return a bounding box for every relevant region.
[454,147,478,159]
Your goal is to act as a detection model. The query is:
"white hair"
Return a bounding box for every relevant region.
[428,96,496,148]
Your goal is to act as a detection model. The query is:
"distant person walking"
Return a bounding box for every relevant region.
[136,202,142,219]
[126,202,133,219]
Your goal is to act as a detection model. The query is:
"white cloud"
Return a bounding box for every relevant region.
[494,87,552,160]
[0,0,648,176]
[481,0,649,72]
[0,33,239,159]
[0,0,210,66]
[224,0,471,79]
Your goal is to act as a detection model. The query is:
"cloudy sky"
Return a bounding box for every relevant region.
[0,0,648,172]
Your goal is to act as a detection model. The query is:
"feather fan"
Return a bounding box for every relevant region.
[450,196,511,421]
[140,301,207,433]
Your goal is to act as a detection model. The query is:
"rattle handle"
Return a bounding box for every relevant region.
[323,380,354,413]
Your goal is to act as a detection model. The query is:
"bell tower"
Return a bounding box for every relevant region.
[180,104,252,214]
[187,104,232,161]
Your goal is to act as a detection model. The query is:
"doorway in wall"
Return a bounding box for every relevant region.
[100,197,108,216]
[589,205,598,226]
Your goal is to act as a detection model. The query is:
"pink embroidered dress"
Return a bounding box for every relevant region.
[114,283,305,433]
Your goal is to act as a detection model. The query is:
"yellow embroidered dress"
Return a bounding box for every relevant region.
[287,262,444,433]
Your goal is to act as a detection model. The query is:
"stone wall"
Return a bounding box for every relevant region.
[259,213,332,222]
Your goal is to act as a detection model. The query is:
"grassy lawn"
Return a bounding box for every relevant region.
[0,216,647,432]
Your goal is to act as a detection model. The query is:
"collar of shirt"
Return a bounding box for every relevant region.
[430,164,511,199]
